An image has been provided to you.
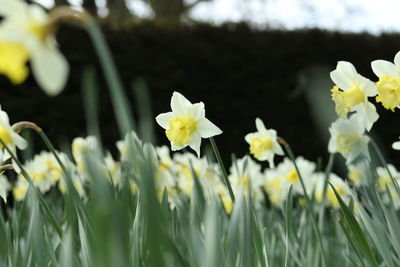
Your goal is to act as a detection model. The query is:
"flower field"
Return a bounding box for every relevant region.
[0,1,400,266]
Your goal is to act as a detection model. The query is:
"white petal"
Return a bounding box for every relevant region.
[189,133,202,157]
[155,112,174,129]
[330,61,357,90]
[354,103,378,132]
[170,92,192,114]
[274,142,284,155]
[0,188,7,203]
[371,60,397,77]
[244,133,256,144]
[394,51,400,68]
[0,0,25,17]
[255,118,267,132]
[392,140,400,150]
[189,102,205,120]
[197,118,222,138]
[31,45,69,96]
[12,132,27,150]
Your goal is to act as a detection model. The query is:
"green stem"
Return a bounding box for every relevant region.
[280,141,327,266]
[318,153,335,229]
[85,19,134,136]
[209,137,235,202]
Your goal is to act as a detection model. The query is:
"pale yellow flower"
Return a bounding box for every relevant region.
[156,92,222,157]
[0,0,69,95]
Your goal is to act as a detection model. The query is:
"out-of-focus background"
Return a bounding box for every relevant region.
[7,0,400,165]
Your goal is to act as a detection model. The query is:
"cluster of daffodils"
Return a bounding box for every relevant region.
[328,51,400,162]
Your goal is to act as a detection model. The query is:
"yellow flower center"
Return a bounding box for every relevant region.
[327,186,346,208]
[166,116,197,147]
[348,170,362,184]
[377,176,392,192]
[0,41,29,84]
[285,169,299,183]
[13,186,27,201]
[336,133,360,154]
[249,136,273,159]
[0,126,13,148]
[375,75,400,111]
[222,198,233,214]
[264,176,283,192]
[239,175,250,189]
[331,85,365,118]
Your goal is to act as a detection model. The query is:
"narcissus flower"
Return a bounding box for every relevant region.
[330,61,378,131]
[328,114,370,164]
[0,0,69,95]
[0,106,27,170]
[245,118,283,167]
[371,51,400,111]
[156,92,222,157]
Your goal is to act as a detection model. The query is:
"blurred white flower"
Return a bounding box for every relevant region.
[244,118,283,167]
[0,106,27,172]
[0,0,69,95]
[330,61,378,131]
[328,114,370,164]
[156,92,222,157]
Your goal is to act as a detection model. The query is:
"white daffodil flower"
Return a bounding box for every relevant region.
[156,91,222,157]
[0,0,69,95]
[0,106,27,172]
[371,51,400,111]
[244,118,283,167]
[328,114,370,164]
[330,61,378,131]
[275,156,316,194]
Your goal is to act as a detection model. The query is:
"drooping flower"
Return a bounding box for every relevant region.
[371,51,400,111]
[0,106,27,171]
[330,61,378,131]
[244,118,283,167]
[0,0,69,95]
[328,114,370,164]
[156,92,222,157]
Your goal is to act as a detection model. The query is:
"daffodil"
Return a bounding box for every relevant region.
[0,0,69,95]
[328,114,370,164]
[275,156,316,194]
[330,61,378,131]
[371,51,400,111]
[245,118,283,167]
[0,106,27,171]
[156,92,222,157]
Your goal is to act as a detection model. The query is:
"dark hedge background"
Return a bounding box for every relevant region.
[2,22,400,165]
